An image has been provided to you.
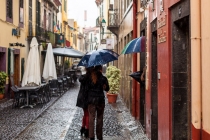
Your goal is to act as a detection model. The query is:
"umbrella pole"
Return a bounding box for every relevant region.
[62,56,65,76]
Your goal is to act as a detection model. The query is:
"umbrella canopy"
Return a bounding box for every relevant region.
[121,36,145,54]
[22,37,41,87]
[77,49,119,67]
[129,71,145,86]
[50,47,84,58]
[42,43,57,82]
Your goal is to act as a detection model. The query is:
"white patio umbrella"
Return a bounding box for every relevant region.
[42,43,57,82]
[22,37,41,87]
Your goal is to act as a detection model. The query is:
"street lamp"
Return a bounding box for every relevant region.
[101,19,106,38]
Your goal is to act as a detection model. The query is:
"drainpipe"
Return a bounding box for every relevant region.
[132,0,137,117]
[191,0,201,139]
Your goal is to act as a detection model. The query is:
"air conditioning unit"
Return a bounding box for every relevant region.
[16,28,21,36]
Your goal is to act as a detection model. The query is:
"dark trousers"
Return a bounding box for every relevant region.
[88,103,105,140]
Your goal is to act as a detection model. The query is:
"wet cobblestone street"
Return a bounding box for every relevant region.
[0,81,149,140]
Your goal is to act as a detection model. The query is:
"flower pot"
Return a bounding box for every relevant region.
[0,94,4,100]
[107,93,118,103]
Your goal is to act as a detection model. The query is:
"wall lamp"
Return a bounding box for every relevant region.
[9,42,25,47]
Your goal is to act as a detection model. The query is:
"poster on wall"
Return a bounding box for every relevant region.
[106,38,114,49]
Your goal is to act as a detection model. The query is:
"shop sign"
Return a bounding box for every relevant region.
[106,38,114,49]
[56,34,64,44]
[158,14,167,44]
[101,39,106,44]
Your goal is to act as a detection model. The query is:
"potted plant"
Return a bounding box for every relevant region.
[106,65,121,103]
[0,71,8,99]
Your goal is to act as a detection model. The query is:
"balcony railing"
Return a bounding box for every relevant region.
[36,26,50,42]
[107,9,119,36]
[108,9,119,27]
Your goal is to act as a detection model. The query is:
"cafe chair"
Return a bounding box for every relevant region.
[11,86,26,108]
[63,77,68,91]
[29,87,41,105]
[49,79,59,96]
[57,78,64,95]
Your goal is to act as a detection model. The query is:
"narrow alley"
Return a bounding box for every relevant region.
[0,81,148,140]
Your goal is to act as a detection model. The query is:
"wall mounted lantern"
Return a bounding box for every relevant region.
[101,19,106,37]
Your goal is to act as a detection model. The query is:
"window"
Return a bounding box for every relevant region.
[29,0,33,36]
[6,0,13,23]
[19,0,24,27]
[64,0,67,12]
[48,13,51,31]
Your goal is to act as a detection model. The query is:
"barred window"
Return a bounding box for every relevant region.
[6,0,13,23]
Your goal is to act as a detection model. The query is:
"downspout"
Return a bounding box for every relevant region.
[191,0,201,139]
[132,0,137,117]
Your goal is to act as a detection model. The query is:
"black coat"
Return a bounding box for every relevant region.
[87,73,109,105]
[76,74,89,109]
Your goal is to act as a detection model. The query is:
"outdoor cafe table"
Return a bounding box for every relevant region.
[17,84,45,108]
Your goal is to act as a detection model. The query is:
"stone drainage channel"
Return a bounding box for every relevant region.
[0,81,149,140]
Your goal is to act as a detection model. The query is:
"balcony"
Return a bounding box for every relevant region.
[77,33,83,39]
[44,0,59,12]
[107,9,119,37]
[36,26,50,42]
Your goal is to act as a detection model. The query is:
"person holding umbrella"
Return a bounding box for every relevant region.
[76,67,91,138]
[87,65,109,140]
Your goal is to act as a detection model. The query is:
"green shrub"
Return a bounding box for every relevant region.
[0,71,8,94]
[106,65,121,94]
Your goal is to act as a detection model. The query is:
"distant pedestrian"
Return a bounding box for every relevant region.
[87,65,109,140]
[76,67,91,138]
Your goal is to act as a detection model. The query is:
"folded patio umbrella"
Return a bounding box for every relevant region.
[22,37,41,87]
[42,43,57,82]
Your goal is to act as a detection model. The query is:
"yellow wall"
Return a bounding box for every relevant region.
[201,0,210,134]
[0,0,27,77]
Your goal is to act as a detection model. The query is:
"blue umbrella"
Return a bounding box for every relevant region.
[77,49,119,67]
[121,36,146,54]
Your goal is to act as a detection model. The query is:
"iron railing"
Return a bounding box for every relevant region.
[36,26,50,41]
[108,9,119,27]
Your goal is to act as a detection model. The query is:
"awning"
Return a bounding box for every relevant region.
[42,47,84,58]
[121,36,146,54]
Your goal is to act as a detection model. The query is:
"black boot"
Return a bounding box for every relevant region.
[89,138,94,140]
[80,127,85,136]
[84,129,89,138]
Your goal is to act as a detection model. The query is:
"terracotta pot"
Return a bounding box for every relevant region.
[0,94,4,100]
[106,93,118,103]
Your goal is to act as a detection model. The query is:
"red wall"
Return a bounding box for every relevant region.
[146,0,180,139]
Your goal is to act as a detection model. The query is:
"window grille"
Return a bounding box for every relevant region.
[6,0,13,20]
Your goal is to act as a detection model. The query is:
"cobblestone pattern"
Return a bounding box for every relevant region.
[0,81,149,140]
[14,84,80,140]
[64,95,149,140]
[0,93,60,140]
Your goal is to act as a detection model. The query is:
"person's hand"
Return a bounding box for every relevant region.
[103,84,106,90]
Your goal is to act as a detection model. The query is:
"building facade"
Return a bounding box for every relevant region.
[105,0,210,139]
[0,0,27,98]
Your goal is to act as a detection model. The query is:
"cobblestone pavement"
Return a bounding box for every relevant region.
[0,94,59,140]
[64,93,149,140]
[0,81,149,140]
